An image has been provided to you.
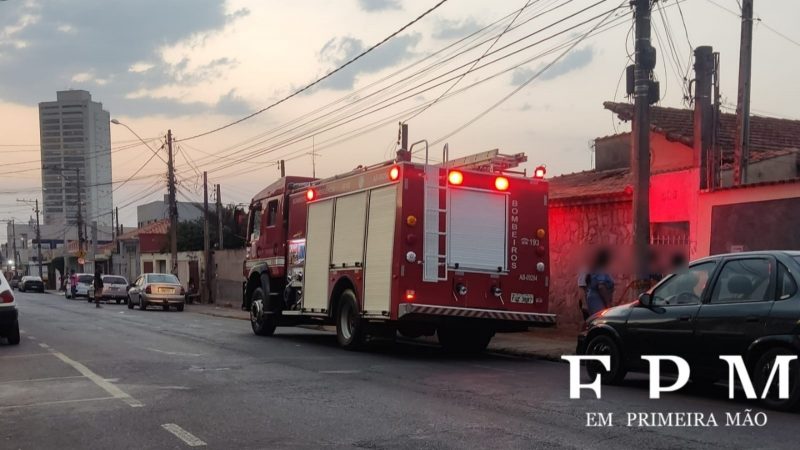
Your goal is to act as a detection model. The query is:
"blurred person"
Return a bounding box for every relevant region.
[586,248,614,316]
[93,268,104,308]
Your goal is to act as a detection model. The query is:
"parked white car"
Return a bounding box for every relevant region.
[1,272,20,345]
[88,275,130,304]
[65,273,94,299]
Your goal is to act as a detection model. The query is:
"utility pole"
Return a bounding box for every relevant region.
[167,129,178,275]
[76,167,84,271]
[216,184,223,250]
[279,160,285,178]
[693,46,714,190]
[311,135,317,178]
[632,0,655,289]
[396,123,410,162]
[35,200,42,278]
[203,171,211,303]
[11,219,17,276]
[733,0,754,185]
[116,207,120,236]
[90,221,98,274]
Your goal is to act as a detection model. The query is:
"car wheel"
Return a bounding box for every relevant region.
[127,296,134,309]
[116,299,121,304]
[139,297,147,311]
[437,320,494,354]
[162,304,169,311]
[250,287,277,336]
[585,334,627,385]
[6,320,20,346]
[335,289,365,350]
[176,304,184,312]
[754,347,800,411]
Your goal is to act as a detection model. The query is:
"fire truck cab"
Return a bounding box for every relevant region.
[243,148,555,352]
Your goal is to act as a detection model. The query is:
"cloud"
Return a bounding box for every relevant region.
[0,0,249,117]
[316,33,421,90]
[511,47,595,86]
[432,18,483,40]
[357,0,402,12]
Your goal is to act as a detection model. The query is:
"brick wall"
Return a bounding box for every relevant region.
[548,199,633,329]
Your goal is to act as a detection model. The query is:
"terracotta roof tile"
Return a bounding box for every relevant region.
[603,101,800,164]
[548,168,632,201]
[117,219,170,240]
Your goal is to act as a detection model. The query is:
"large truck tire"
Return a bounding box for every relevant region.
[335,289,366,350]
[250,287,277,336]
[437,321,494,354]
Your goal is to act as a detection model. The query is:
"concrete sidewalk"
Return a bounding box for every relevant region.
[187,302,576,360]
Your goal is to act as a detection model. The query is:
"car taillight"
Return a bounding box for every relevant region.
[180,287,186,295]
[1,290,14,303]
[145,286,152,294]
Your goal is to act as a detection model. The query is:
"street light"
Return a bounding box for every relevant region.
[111,119,166,163]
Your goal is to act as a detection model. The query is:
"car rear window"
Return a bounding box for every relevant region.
[78,275,93,283]
[103,276,126,284]
[147,274,180,284]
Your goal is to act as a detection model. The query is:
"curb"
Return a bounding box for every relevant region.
[187,307,575,361]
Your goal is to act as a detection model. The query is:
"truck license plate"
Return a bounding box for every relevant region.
[510,293,534,304]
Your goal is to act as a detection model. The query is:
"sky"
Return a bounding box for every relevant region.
[1,0,799,243]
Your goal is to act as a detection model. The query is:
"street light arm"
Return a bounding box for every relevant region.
[111,120,167,163]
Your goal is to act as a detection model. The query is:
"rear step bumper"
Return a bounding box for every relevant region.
[398,303,556,325]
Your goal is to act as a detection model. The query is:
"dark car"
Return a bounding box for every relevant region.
[578,251,800,410]
[19,275,45,293]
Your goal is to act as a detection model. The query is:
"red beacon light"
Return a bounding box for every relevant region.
[306,189,316,201]
[494,176,509,191]
[533,165,546,179]
[448,170,464,185]
[389,166,400,181]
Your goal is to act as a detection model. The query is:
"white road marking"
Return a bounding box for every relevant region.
[0,396,116,410]
[162,423,207,447]
[0,375,83,385]
[146,348,202,357]
[49,349,144,407]
[319,370,362,374]
[38,343,50,349]
[27,336,36,340]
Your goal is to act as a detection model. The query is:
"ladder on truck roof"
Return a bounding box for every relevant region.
[411,141,450,282]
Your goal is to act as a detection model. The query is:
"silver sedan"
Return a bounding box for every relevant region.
[127,273,185,311]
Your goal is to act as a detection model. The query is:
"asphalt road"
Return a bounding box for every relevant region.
[1,291,797,450]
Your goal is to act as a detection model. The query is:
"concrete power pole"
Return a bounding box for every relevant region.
[280,160,285,178]
[693,46,714,190]
[76,167,84,271]
[35,199,42,278]
[167,129,178,275]
[116,207,121,236]
[216,184,223,251]
[90,221,98,274]
[733,0,754,186]
[11,219,18,276]
[203,171,211,303]
[632,0,655,288]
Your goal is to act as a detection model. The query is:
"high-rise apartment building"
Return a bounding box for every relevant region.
[39,90,112,227]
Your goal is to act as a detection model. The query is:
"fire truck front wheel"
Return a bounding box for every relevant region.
[250,288,278,336]
[335,289,366,350]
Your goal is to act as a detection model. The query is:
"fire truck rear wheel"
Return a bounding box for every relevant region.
[437,321,494,354]
[335,289,365,350]
[250,287,277,336]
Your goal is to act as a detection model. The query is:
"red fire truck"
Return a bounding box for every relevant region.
[242,146,555,352]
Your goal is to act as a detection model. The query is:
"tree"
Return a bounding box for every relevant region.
[172,205,246,252]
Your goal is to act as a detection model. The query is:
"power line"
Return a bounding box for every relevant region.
[431,0,626,146]
[191,1,621,176]
[176,0,452,142]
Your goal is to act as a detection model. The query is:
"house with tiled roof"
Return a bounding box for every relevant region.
[547,101,800,328]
